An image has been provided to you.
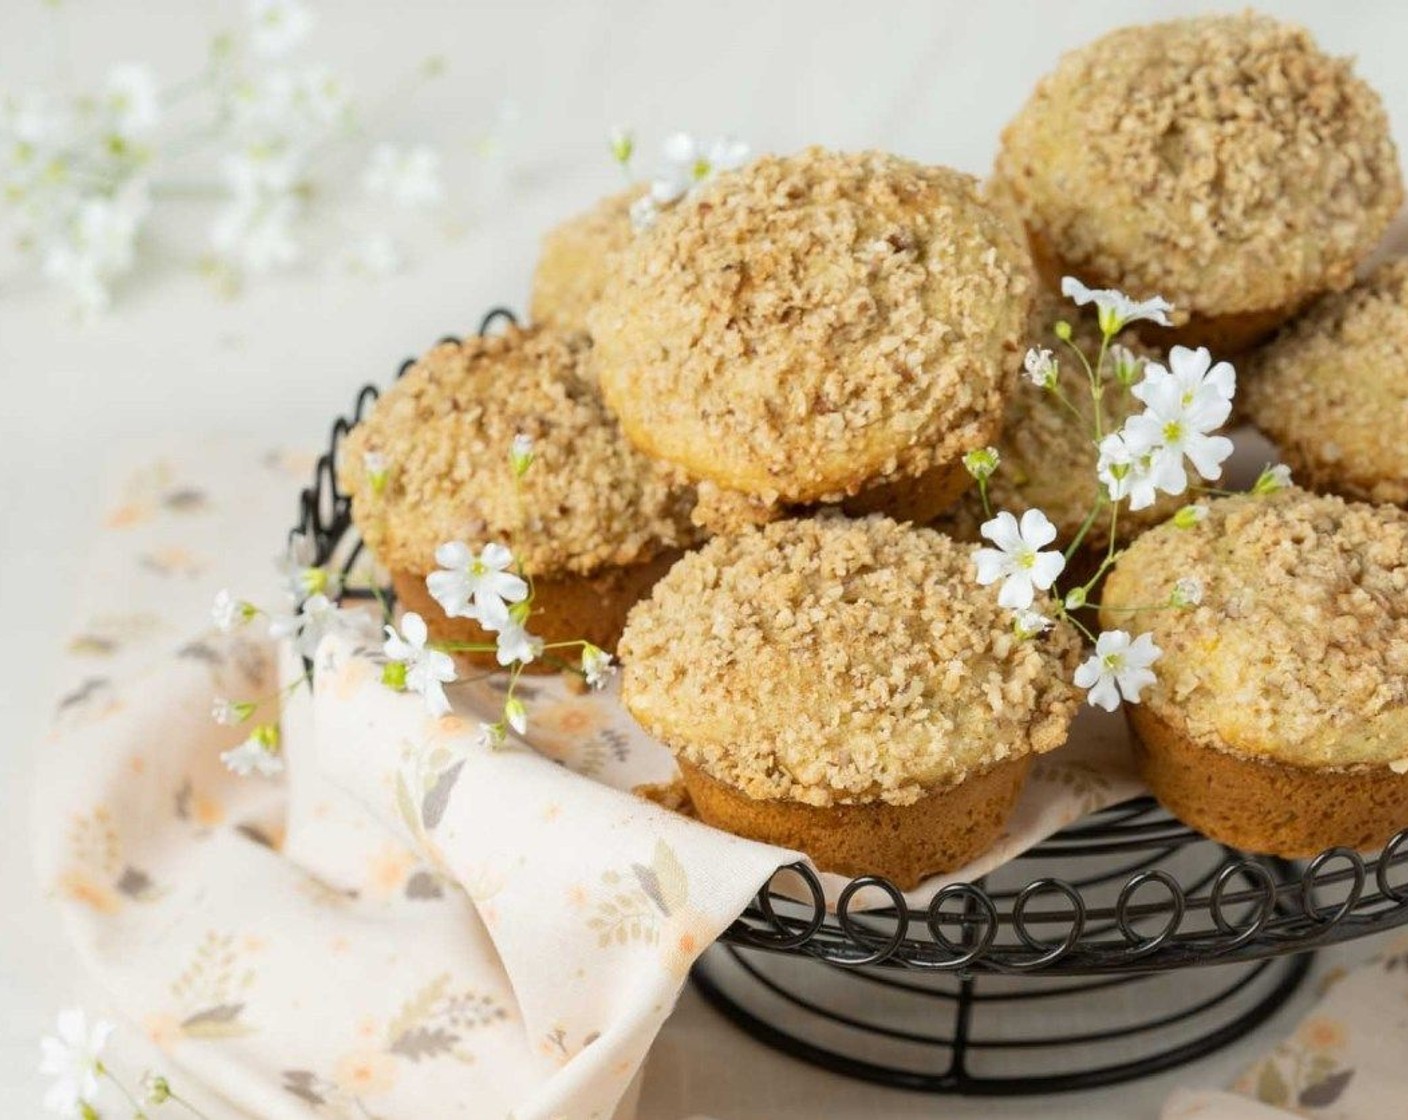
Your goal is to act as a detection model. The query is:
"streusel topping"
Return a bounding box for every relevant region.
[589,148,1031,507]
[619,516,1080,807]
[1245,259,1408,506]
[996,13,1401,319]
[340,325,698,576]
[1100,489,1408,768]
[530,185,641,334]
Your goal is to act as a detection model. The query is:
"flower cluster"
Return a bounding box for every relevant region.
[970,277,1291,712]
[608,126,750,229]
[208,434,615,777]
[1,0,450,314]
[40,1007,209,1118]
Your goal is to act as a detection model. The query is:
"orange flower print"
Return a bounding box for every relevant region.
[367,845,416,898]
[1298,1016,1348,1053]
[57,868,120,915]
[334,1049,398,1097]
[144,1013,183,1052]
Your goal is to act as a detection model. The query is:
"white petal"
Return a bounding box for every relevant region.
[972,549,1008,586]
[401,611,428,648]
[480,542,515,571]
[1028,550,1066,591]
[979,510,1023,553]
[996,574,1035,610]
[1017,508,1058,550]
[1085,675,1122,711]
[1072,656,1102,690]
[434,540,471,569]
[1184,434,1234,481]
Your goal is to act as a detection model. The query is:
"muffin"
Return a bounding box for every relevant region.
[529,185,641,334]
[619,516,1081,886]
[589,148,1033,534]
[1244,259,1408,507]
[1100,489,1408,856]
[995,12,1402,354]
[940,289,1182,551]
[339,325,698,670]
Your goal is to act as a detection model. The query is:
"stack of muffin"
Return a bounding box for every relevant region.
[341,11,1408,887]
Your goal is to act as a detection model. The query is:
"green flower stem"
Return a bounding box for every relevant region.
[166,1090,214,1120]
[1053,601,1097,644]
[1047,381,1089,427]
[977,476,992,519]
[1063,496,1106,562]
[98,1064,144,1116]
[431,641,500,653]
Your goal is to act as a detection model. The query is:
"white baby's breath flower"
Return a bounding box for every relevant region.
[503,695,528,736]
[1063,587,1087,611]
[268,592,341,659]
[211,697,256,726]
[1110,344,1143,387]
[212,588,256,631]
[1023,346,1059,389]
[42,180,151,314]
[210,192,301,275]
[1013,609,1052,640]
[474,721,506,750]
[101,64,161,136]
[974,509,1066,610]
[608,124,634,165]
[962,446,1000,481]
[1061,276,1173,334]
[1152,345,1236,407]
[363,143,445,208]
[495,615,544,668]
[648,132,749,205]
[1097,432,1163,511]
[1073,630,1162,712]
[382,612,457,717]
[249,0,315,58]
[628,193,658,231]
[1170,577,1204,608]
[39,1008,114,1117]
[363,449,391,494]
[1173,503,1210,529]
[509,433,535,477]
[340,232,402,277]
[581,644,615,688]
[1253,463,1294,495]
[141,1072,171,1106]
[293,64,352,128]
[220,723,284,777]
[1124,366,1235,490]
[426,541,528,630]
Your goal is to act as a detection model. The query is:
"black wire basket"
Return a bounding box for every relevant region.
[296,309,1408,1097]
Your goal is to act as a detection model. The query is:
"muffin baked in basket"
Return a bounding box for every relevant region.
[618,515,1081,887]
[995,12,1402,354]
[589,147,1033,533]
[339,324,698,669]
[1100,488,1408,856]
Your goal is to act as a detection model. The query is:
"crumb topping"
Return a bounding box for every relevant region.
[996,12,1402,319]
[619,516,1080,807]
[1100,489,1408,768]
[588,148,1031,506]
[529,185,642,334]
[340,325,698,577]
[942,289,1181,546]
[1245,259,1408,506]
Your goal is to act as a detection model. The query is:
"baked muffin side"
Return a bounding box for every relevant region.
[529,185,643,335]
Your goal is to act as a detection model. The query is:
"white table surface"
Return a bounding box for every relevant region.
[2,2,1406,1116]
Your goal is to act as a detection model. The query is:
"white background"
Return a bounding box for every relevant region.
[2,2,1406,1117]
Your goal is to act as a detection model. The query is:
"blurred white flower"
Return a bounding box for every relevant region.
[651,132,749,203]
[581,644,615,689]
[426,541,527,628]
[249,0,315,58]
[1096,431,1163,511]
[383,612,457,717]
[101,65,161,136]
[210,192,301,275]
[220,723,284,777]
[363,143,444,208]
[495,616,543,668]
[1074,630,1162,711]
[39,1008,113,1117]
[1023,347,1058,389]
[340,232,402,277]
[1061,276,1173,334]
[41,180,151,314]
[974,509,1066,610]
[1253,463,1294,495]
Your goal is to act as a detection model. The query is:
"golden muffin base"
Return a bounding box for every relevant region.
[392,552,680,674]
[677,756,1032,889]
[1026,228,1298,356]
[841,456,974,525]
[1130,705,1408,858]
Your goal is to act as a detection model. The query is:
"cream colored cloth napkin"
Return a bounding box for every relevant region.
[45,437,1381,1120]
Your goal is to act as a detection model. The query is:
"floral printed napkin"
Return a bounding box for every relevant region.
[45,436,1370,1120]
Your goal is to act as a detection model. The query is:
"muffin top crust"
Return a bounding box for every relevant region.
[588,148,1032,508]
[339,325,698,577]
[1244,259,1408,506]
[995,12,1402,319]
[943,289,1182,547]
[529,185,641,334]
[1100,489,1408,769]
[619,516,1080,807]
